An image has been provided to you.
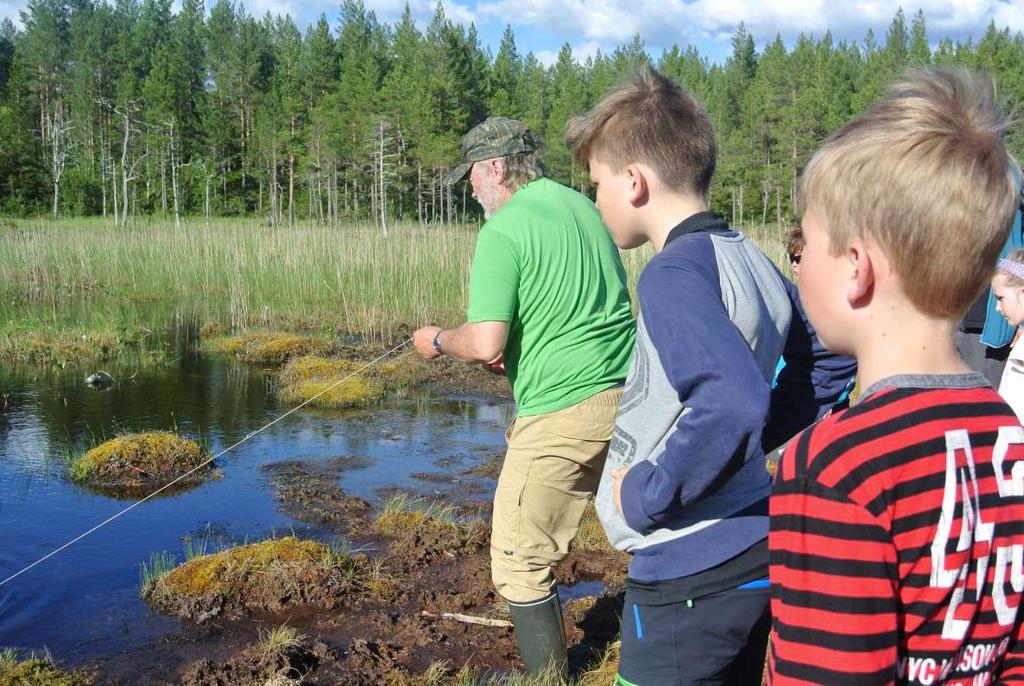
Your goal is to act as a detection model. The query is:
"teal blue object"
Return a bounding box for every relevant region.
[982,167,1024,348]
[771,356,786,387]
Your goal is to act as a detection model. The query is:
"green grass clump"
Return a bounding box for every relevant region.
[373,493,485,539]
[0,649,93,686]
[257,625,308,660]
[154,536,353,597]
[0,324,164,368]
[574,640,621,686]
[139,551,178,588]
[68,431,210,486]
[571,502,614,554]
[410,641,620,685]
[374,493,461,535]
[205,332,330,365]
[278,355,385,408]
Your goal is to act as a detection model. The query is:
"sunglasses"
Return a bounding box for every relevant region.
[789,254,802,265]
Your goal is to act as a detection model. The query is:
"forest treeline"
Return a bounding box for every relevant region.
[0,0,1021,226]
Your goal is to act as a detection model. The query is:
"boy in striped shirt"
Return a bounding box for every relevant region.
[769,68,1024,685]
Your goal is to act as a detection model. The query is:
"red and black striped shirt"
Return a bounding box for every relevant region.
[769,374,1024,685]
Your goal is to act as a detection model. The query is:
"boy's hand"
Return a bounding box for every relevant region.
[483,353,505,376]
[611,466,629,518]
[413,326,442,360]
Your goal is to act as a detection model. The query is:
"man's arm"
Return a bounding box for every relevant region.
[412,321,508,364]
[414,225,517,366]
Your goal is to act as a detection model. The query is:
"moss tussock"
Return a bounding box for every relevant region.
[160,537,338,596]
[143,536,369,619]
[0,651,92,686]
[198,321,227,338]
[373,494,488,566]
[69,431,212,488]
[0,326,164,367]
[278,355,384,408]
[205,332,330,365]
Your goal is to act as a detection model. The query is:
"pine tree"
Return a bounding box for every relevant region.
[545,44,587,188]
[489,25,521,118]
[909,9,930,65]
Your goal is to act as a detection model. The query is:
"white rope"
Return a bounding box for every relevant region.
[0,338,414,588]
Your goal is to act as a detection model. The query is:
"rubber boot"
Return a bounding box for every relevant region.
[507,592,567,682]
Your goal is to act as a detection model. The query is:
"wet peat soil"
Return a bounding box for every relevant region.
[87,366,626,685]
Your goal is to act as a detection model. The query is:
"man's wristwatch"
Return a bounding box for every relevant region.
[431,330,443,355]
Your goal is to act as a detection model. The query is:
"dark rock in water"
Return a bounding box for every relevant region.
[84,370,116,388]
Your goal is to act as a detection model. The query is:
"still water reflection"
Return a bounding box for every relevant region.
[0,342,512,660]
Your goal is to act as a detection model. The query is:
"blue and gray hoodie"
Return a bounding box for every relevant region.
[596,211,842,583]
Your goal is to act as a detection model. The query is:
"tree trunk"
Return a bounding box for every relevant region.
[776,186,782,228]
[112,160,119,223]
[269,152,278,225]
[239,105,247,206]
[447,178,453,224]
[288,153,295,225]
[169,121,180,229]
[379,119,387,236]
[417,162,423,226]
[100,149,107,218]
[332,167,339,224]
[761,185,769,229]
[121,114,130,226]
[160,148,168,217]
[430,173,436,224]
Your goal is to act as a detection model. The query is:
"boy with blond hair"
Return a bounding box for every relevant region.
[565,66,834,685]
[769,67,1024,685]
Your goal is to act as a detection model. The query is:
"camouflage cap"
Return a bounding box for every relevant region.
[444,117,538,186]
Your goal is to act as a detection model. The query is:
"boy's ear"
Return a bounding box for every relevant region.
[846,239,875,307]
[624,163,648,207]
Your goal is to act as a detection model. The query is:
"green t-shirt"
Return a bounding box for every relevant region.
[467,177,635,416]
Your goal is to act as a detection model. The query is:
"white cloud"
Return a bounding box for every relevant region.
[364,0,477,27]
[243,0,303,21]
[992,0,1024,31]
[477,0,1023,52]
[0,0,23,27]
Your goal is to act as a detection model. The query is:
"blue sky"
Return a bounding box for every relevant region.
[2,0,1022,65]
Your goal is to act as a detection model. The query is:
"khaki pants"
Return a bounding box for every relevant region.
[491,386,622,603]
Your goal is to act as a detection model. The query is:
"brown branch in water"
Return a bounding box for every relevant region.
[420,610,512,628]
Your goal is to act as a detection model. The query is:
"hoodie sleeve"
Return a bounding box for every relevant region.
[619,245,771,533]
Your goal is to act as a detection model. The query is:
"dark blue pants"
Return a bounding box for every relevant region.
[617,585,770,686]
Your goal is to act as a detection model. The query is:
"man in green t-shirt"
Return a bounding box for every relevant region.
[413,117,635,677]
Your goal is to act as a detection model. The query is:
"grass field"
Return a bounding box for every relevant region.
[0,216,792,366]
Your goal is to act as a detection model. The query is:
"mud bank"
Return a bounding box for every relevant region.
[87,461,625,684]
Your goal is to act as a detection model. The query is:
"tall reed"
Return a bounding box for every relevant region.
[0,217,790,349]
